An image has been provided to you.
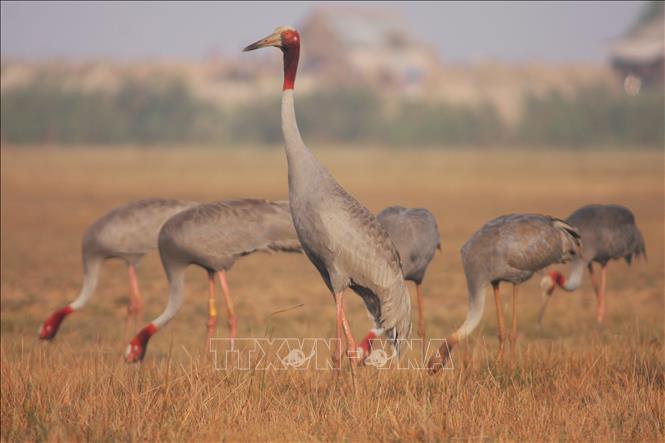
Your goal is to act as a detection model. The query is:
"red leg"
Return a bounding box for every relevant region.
[125,265,143,341]
[596,265,607,323]
[493,283,506,363]
[206,271,218,343]
[217,271,237,349]
[588,263,599,294]
[416,282,426,360]
[509,284,519,359]
[334,292,344,368]
[338,299,358,365]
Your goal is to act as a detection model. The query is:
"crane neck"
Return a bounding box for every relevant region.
[281,45,299,91]
[152,265,186,328]
[69,256,102,310]
[454,278,487,341]
[281,90,306,152]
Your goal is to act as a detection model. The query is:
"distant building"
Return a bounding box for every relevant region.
[609,12,664,93]
[299,7,440,95]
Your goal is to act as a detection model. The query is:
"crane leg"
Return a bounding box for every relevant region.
[509,284,519,358]
[333,292,358,368]
[596,265,607,324]
[416,283,426,361]
[124,265,144,341]
[588,263,599,295]
[333,292,344,369]
[337,292,358,367]
[493,283,506,363]
[217,271,237,350]
[537,292,551,327]
[206,271,218,345]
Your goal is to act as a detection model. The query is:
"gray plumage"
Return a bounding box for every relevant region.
[538,204,646,325]
[148,199,302,329]
[39,198,198,339]
[377,206,441,284]
[243,26,412,355]
[463,214,582,291]
[83,198,200,266]
[282,90,412,349]
[566,204,645,266]
[429,213,582,371]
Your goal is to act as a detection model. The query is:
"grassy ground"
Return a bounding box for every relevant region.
[1,146,664,441]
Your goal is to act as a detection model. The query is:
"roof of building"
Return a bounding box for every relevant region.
[610,14,664,64]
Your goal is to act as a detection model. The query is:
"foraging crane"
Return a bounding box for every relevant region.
[243,27,411,366]
[539,204,646,324]
[38,198,198,341]
[357,206,440,357]
[124,199,302,362]
[428,214,582,373]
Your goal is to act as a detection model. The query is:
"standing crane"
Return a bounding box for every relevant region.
[38,198,198,341]
[357,206,440,358]
[243,27,411,367]
[539,204,646,324]
[124,199,302,362]
[428,214,582,373]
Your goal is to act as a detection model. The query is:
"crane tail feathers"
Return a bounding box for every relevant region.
[353,280,411,356]
[552,218,582,243]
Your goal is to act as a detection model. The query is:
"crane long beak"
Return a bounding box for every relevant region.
[243,32,281,52]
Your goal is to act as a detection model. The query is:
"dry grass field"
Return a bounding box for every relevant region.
[1,146,663,441]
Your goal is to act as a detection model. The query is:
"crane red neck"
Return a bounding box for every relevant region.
[281,32,300,91]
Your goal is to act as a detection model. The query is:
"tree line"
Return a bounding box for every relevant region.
[1,77,662,148]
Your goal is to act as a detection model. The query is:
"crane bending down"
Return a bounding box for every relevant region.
[539,204,646,324]
[358,206,441,357]
[428,214,582,373]
[38,198,198,341]
[124,199,302,362]
[244,27,411,366]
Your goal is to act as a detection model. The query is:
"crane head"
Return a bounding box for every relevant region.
[38,306,74,340]
[539,271,564,296]
[243,26,300,52]
[125,323,158,363]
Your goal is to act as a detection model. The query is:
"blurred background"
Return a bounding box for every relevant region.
[1,1,663,148]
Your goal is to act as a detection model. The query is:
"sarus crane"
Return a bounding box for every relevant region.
[124,199,302,362]
[243,27,411,367]
[539,204,646,324]
[428,214,582,373]
[38,198,198,341]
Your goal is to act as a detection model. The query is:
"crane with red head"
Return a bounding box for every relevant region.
[243,27,412,368]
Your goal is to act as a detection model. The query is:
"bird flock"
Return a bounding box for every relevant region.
[38,27,647,372]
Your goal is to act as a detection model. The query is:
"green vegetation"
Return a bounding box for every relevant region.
[519,86,665,147]
[1,77,663,148]
[1,77,222,145]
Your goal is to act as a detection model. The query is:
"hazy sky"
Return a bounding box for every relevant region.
[0,1,646,63]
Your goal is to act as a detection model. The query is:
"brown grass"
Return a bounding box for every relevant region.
[1,146,664,442]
